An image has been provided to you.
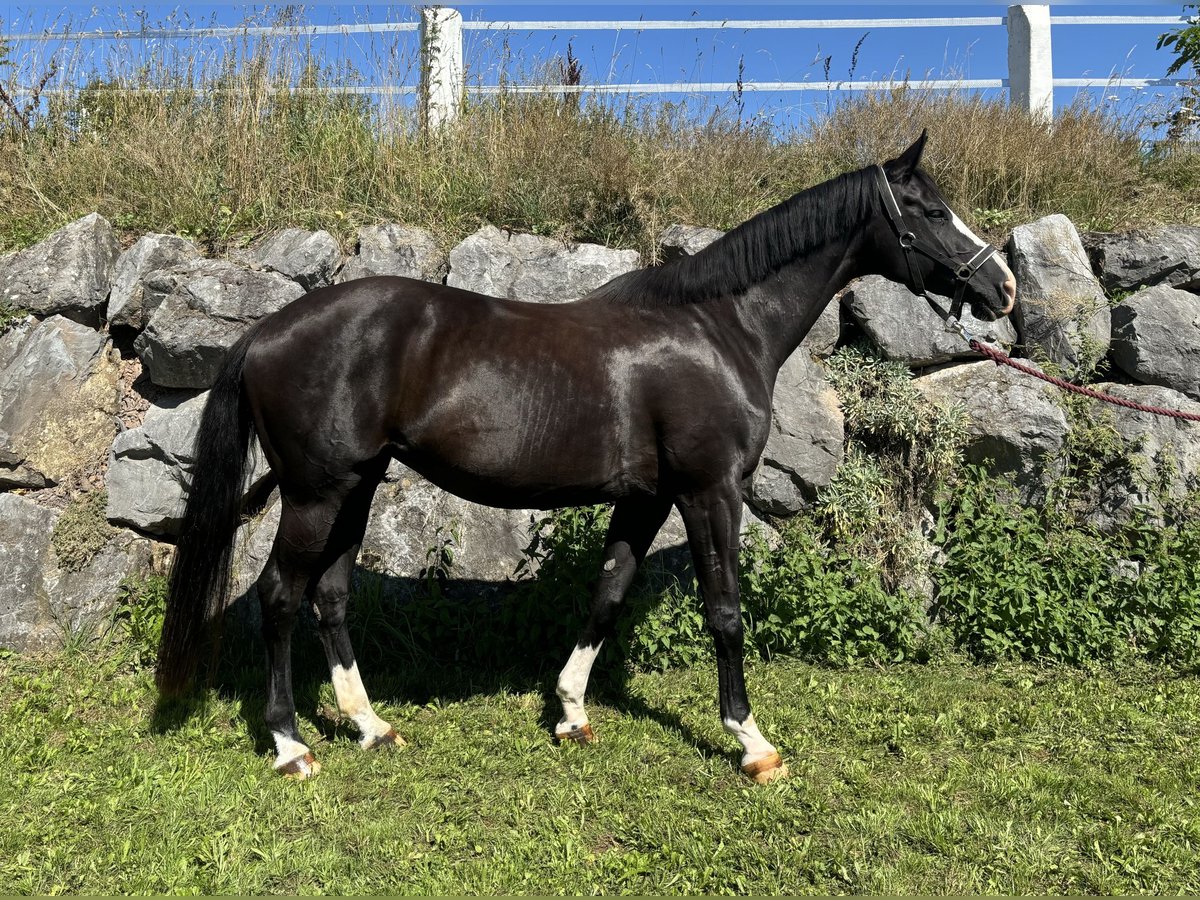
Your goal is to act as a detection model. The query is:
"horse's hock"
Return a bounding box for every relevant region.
[3,211,1200,653]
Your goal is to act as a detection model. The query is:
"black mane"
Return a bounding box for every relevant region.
[586,166,877,307]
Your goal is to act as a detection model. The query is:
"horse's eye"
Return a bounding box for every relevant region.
[926,209,947,220]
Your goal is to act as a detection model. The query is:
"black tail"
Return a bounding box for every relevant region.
[156,323,264,696]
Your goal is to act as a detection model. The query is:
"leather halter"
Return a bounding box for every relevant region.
[873,165,1000,339]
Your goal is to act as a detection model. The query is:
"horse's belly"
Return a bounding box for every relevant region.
[394,422,656,509]
[396,451,651,509]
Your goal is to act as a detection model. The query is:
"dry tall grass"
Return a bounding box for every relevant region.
[0,32,1197,256]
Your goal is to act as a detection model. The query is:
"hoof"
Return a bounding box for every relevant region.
[364,728,406,750]
[742,752,788,784]
[555,723,597,746]
[276,751,321,780]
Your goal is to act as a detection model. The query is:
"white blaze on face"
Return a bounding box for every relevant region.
[556,641,603,730]
[722,714,778,767]
[947,208,1016,313]
[331,662,394,746]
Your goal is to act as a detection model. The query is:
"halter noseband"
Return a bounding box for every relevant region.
[873,165,1000,339]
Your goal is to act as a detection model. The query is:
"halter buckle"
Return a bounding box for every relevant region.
[955,264,974,281]
[899,232,917,248]
[944,316,975,343]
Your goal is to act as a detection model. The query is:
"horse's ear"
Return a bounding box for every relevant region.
[883,129,928,179]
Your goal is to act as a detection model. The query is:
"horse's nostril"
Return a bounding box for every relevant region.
[1001,277,1016,313]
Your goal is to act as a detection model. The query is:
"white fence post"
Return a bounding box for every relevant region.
[420,6,463,129]
[1007,4,1054,122]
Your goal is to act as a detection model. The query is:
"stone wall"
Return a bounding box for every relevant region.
[3,212,1199,650]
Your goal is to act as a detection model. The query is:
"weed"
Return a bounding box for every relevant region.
[0,301,27,334]
[821,343,969,580]
[112,574,169,668]
[50,490,113,573]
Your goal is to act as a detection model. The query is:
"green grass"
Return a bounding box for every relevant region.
[2,640,1198,894]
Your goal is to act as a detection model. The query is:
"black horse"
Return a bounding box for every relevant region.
[156,132,1015,783]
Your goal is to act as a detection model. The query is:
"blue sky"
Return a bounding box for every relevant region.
[2,2,1193,128]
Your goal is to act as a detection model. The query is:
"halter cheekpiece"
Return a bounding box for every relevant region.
[873,165,999,341]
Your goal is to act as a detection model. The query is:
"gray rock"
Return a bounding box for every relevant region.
[658,223,725,261]
[134,259,305,389]
[0,213,120,325]
[106,391,271,537]
[844,275,1017,366]
[361,467,539,582]
[448,225,640,303]
[252,228,342,292]
[0,315,118,489]
[914,360,1069,496]
[1085,226,1200,294]
[1110,284,1200,402]
[107,233,201,332]
[0,494,55,650]
[1008,214,1111,371]
[749,349,845,515]
[336,224,446,284]
[230,489,283,606]
[0,315,34,371]
[1085,383,1200,528]
[802,298,843,359]
[0,493,153,651]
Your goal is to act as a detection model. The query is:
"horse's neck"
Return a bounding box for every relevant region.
[733,237,865,376]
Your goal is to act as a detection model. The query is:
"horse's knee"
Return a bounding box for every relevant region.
[313,595,348,631]
[598,544,635,580]
[705,605,744,650]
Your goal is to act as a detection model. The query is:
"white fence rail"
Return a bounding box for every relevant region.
[2,4,1191,127]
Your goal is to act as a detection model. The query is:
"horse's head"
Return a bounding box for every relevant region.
[870,130,1016,322]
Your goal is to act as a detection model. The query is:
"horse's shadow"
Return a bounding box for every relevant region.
[153,544,730,765]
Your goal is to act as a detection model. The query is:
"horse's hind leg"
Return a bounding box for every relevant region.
[310,482,401,751]
[257,504,321,778]
[555,496,672,744]
[257,473,383,777]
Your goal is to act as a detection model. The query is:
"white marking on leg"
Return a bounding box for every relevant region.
[723,714,778,768]
[272,732,315,772]
[556,641,602,732]
[331,662,394,747]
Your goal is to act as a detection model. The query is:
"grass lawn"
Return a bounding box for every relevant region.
[1,641,1198,895]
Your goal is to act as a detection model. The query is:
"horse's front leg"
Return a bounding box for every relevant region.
[555,496,672,744]
[676,481,788,783]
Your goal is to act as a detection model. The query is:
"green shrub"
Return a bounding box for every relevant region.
[934,469,1200,666]
[819,343,969,583]
[738,519,926,665]
[0,300,26,333]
